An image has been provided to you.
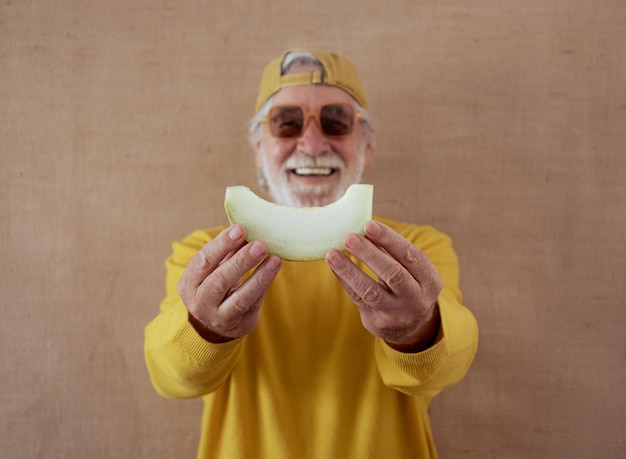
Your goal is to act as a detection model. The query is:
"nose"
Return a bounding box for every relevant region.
[297,117,330,156]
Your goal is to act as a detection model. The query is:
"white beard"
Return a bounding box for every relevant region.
[257,147,367,207]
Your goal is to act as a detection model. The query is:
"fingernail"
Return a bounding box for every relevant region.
[249,241,266,258]
[326,250,343,267]
[365,220,381,237]
[228,225,244,240]
[345,233,361,249]
[266,256,281,271]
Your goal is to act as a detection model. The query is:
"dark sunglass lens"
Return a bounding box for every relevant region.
[320,105,354,136]
[270,106,304,138]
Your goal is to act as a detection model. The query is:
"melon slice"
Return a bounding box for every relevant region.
[224,184,373,261]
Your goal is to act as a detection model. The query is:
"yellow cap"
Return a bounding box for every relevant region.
[254,49,367,113]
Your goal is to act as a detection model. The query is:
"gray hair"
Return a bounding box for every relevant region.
[248,51,374,146]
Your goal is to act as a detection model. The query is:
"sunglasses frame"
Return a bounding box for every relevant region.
[262,103,363,139]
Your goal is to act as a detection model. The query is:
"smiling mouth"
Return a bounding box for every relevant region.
[291,167,337,177]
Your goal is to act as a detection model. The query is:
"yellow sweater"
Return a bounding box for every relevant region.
[144,216,478,458]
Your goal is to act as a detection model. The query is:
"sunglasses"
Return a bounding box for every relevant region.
[263,103,362,139]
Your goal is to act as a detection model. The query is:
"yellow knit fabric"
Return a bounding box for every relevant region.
[144,216,479,458]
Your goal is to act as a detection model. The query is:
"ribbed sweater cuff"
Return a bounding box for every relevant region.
[169,301,243,365]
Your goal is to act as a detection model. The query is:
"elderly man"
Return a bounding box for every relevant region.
[145,49,478,458]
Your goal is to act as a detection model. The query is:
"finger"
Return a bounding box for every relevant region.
[222,255,282,315]
[326,249,385,309]
[196,240,270,307]
[343,232,415,297]
[199,255,282,339]
[182,225,248,290]
[362,221,440,287]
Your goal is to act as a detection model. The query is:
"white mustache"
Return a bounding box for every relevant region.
[283,152,345,170]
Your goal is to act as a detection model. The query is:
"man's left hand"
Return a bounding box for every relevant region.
[325,220,443,353]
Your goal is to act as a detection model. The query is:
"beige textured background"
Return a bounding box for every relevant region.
[2,0,625,458]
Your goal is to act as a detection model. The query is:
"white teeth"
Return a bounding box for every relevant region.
[294,167,333,176]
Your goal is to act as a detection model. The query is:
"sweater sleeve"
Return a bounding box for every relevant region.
[373,219,479,398]
[144,228,245,399]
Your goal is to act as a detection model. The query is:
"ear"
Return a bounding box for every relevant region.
[253,139,263,168]
[363,140,374,168]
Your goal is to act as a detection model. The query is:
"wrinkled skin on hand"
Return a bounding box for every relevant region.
[326,220,443,353]
[178,221,442,353]
[177,224,282,343]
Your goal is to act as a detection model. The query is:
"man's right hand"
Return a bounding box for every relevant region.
[177,224,282,343]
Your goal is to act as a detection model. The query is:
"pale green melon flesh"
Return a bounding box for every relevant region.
[224,184,374,261]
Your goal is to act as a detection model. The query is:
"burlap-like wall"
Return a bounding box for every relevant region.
[2,1,624,457]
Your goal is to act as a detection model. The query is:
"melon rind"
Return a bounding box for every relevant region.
[224,184,374,261]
